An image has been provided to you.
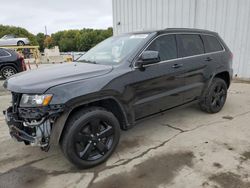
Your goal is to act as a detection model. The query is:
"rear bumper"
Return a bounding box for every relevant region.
[230,68,233,80]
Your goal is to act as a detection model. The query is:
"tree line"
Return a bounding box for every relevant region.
[0,25,113,52]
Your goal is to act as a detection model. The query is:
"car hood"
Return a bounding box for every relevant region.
[4,62,113,93]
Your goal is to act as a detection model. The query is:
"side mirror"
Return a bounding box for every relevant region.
[137,51,160,69]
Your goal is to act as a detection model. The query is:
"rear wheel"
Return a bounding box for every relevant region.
[1,66,17,79]
[199,78,227,113]
[61,107,120,169]
[17,41,25,46]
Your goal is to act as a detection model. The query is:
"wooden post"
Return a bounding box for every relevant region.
[27,60,31,70]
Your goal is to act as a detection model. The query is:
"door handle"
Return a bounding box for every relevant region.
[205,57,213,61]
[172,64,183,68]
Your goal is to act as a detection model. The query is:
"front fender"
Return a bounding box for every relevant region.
[49,95,130,146]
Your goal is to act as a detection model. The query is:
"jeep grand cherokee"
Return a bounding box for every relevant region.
[3,28,233,168]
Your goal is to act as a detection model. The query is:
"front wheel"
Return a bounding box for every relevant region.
[199,78,228,113]
[61,107,120,169]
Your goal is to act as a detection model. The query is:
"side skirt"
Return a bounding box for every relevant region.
[134,99,200,125]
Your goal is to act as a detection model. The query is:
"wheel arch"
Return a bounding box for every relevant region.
[214,71,230,88]
[201,70,231,101]
[50,96,130,145]
[66,97,129,129]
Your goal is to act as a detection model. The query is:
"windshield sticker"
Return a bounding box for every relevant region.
[130,34,149,39]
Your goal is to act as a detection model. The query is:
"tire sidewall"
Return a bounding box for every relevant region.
[206,78,227,113]
[63,109,120,168]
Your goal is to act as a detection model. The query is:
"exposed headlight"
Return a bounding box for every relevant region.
[20,94,53,107]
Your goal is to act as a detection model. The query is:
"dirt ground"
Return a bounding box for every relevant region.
[0,66,250,188]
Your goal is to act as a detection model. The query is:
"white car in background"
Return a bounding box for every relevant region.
[0,35,30,46]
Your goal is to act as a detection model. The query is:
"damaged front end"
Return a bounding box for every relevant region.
[3,92,64,151]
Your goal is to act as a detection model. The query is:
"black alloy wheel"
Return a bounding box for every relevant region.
[74,118,114,161]
[200,78,228,113]
[210,83,226,110]
[1,66,17,79]
[61,107,120,169]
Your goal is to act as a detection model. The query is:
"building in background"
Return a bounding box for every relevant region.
[112,0,250,79]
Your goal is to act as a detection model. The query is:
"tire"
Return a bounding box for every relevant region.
[61,107,120,169]
[1,66,17,79]
[17,41,25,46]
[199,78,227,113]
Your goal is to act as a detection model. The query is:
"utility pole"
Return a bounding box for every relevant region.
[45,26,48,36]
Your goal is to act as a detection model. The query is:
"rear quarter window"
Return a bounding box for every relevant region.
[176,34,204,57]
[201,35,223,53]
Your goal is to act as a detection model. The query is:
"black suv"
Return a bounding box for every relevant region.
[3,28,233,168]
[0,48,26,79]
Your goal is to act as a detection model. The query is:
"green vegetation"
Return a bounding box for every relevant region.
[0,25,113,52]
[51,28,113,52]
[36,33,46,51]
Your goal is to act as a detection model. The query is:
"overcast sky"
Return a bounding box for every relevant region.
[0,0,113,34]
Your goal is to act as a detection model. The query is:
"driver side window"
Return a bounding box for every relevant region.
[146,34,177,61]
[4,35,14,39]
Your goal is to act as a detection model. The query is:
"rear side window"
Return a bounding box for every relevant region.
[0,50,10,58]
[202,35,223,53]
[177,34,204,57]
[147,34,177,61]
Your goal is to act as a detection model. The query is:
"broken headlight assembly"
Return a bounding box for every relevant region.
[9,94,54,150]
[20,94,53,107]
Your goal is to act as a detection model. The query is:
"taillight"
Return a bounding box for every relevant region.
[229,51,233,60]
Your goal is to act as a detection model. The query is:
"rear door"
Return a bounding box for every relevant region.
[176,34,207,102]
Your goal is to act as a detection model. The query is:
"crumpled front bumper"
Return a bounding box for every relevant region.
[3,107,35,143]
[3,104,64,146]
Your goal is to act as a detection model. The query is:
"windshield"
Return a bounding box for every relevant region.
[77,33,149,65]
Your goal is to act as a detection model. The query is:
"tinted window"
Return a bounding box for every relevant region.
[177,34,204,57]
[0,50,10,57]
[202,35,223,53]
[147,35,177,61]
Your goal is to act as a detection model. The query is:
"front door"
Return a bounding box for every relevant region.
[129,34,186,119]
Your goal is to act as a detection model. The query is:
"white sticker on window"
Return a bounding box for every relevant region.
[130,34,149,39]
